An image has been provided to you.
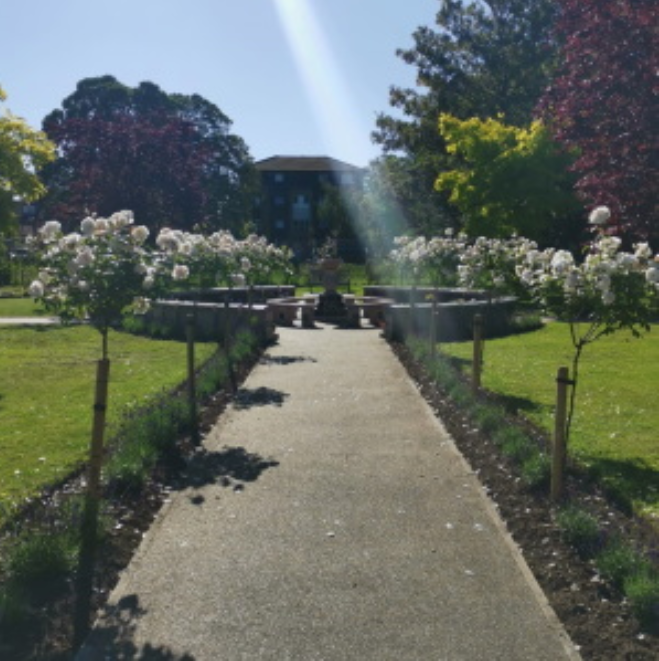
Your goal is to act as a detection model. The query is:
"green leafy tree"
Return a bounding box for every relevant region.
[40,76,256,234]
[372,0,558,234]
[0,86,55,232]
[435,114,581,244]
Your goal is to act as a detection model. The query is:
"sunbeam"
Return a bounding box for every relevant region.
[273,0,367,165]
[273,0,410,257]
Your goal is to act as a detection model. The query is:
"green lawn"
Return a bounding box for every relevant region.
[439,322,659,517]
[0,325,216,511]
[0,297,47,317]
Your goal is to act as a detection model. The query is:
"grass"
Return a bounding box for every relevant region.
[0,297,47,317]
[438,322,659,516]
[0,324,216,516]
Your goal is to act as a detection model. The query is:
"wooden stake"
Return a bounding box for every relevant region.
[472,314,483,392]
[186,313,199,445]
[408,286,416,338]
[73,357,110,649]
[224,298,237,392]
[430,295,438,361]
[552,366,570,502]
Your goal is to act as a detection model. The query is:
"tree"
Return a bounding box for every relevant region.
[372,0,558,234]
[537,0,659,243]
[435,114,581,245]
[0,86,55,232]
[40,76,255,234]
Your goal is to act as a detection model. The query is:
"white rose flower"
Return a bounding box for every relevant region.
[564,270,580,290]
[62,233,82,251]
[80,217,96,236]
[172,264,189,281]
[75,247,95,268]
[178,241,193,256]
[156,229,180,252]
[550,250,574,275]
[38,270,53,284]
[645,267,659,285]
[634,242,652,260]
[588,206,611,226]
[109,210,134,228]
[131,225,150,244]
[40,221,62,241]
[28,280,44,297]
[133,297,151,314]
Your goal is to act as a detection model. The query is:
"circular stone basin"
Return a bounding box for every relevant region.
[267,295,393,328]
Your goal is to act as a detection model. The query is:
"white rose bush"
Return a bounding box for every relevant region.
[390,233,464,287]
[519,217,659,443]
[30,216,294,351]
[154,227,293,294]
[391,207,659,445]
[27,209,188,640]
[28,211,187,358]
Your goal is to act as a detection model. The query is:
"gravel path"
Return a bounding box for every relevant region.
[78,323,580,660]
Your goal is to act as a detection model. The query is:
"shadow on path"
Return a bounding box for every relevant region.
[233,386,289,409]
[259,354,317,366]
[77,594,196,660]
[181,445,280,497]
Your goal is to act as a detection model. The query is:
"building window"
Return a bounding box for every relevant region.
[274,195,286,206]
[340,172,354,186]
[273,173,285,183]
[275,219,286,230]
[292,194,311,222]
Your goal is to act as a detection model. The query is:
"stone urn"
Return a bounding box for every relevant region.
[315,258,347,320]
[319,258,343,293]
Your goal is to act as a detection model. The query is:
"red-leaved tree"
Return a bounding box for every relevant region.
[45,113,211,233]
[538,0,659,243]
[40,77,256,234]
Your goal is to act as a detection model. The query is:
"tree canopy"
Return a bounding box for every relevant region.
[371,0,558,235]
[40,76,256,234]
[0,86,55,233]
[435,114,581,244]
[537,0,659,243]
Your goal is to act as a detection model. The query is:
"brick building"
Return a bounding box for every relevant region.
[254,155,366,261]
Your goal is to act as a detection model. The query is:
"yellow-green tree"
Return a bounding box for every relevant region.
[435,114,581,246]
[0,86,56,232]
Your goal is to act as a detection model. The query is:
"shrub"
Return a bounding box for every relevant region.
[556,505,602,557]
[4,532,77,585]
[596,537,647,590]
[521,452,551,489]
[105,395,189,490]
[473,404,505,435]
[495,427,534,462]
[624,569,659,630]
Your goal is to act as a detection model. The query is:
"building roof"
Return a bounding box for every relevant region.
[254,156,364,173]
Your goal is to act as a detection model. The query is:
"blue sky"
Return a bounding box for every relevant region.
[1,0,438,167]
